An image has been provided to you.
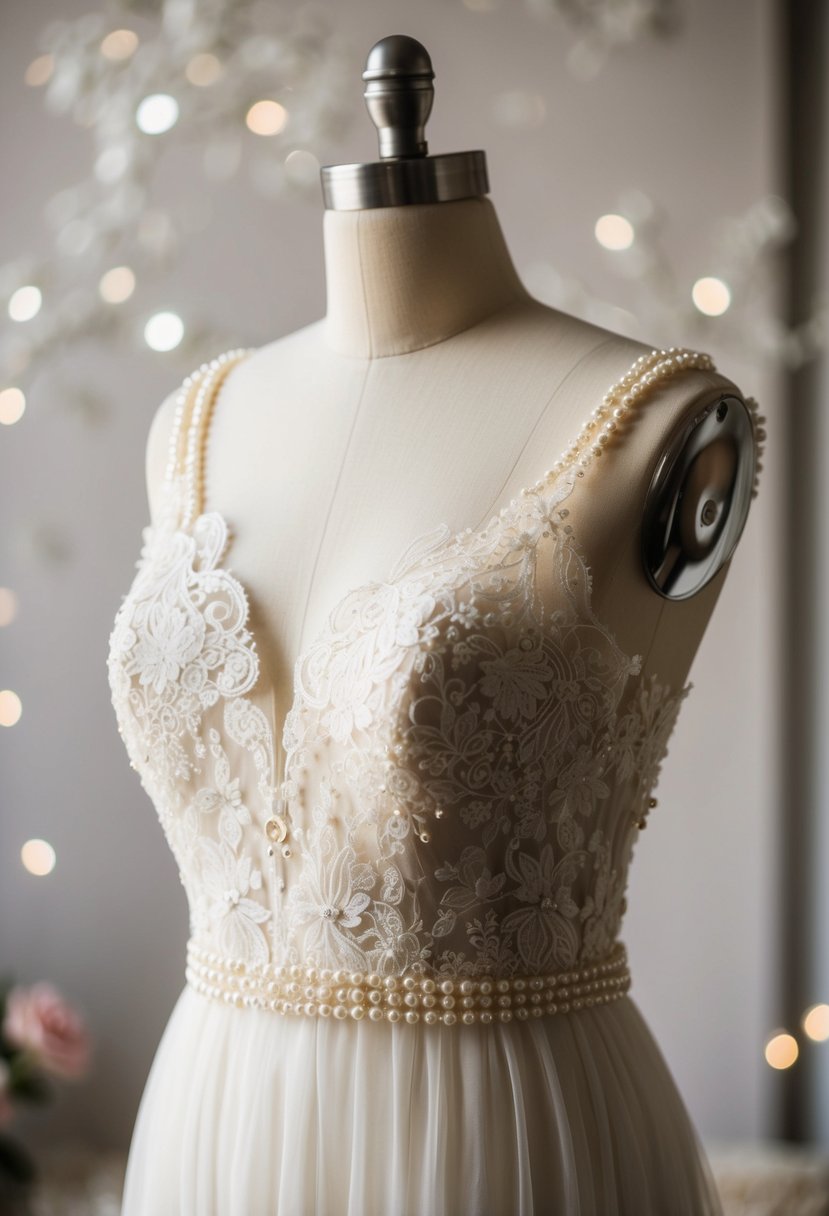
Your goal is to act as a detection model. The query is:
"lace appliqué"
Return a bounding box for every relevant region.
[278,471,693,977]
[108,510,276,958]
[107,347,744,980]
[108,513,257,786]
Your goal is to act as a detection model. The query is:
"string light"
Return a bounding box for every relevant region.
[692,276,731,316]
[803,1004,829,1043]
[144,311,184,351]
[245,100,288,136]
[136,94,180,135]
[99,266,136,304]
[24,54,54,86]
[764,1032,799,1070]
[531,190,819,366]
[0,690,23,727]
[0,588,18,626]
[100,29,138,61]
[595,214,635,250]
[0,387,26,425]
[186,53,223,87]
[8,286,42,322]
[1,1,818,455]
[21,839,56,877]
[0,1,349,581]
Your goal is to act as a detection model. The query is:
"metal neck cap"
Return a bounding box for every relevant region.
[320,34,489,211]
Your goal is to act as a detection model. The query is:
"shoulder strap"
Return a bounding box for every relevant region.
[530,348,766,508]
[162,348,251,531]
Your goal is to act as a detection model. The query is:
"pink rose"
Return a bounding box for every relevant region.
[3,983,91,1080]
[0,1059,13,1129]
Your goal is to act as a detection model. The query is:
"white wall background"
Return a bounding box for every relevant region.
[0,0,782,1154]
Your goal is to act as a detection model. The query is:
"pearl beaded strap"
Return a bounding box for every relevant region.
[514,347,765,503]
[185,938,632,1025]
[164,348,252,531]
[164,346,765,536]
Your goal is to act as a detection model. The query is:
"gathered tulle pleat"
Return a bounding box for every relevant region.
[121,986,722,1216]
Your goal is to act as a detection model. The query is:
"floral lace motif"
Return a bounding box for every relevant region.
[107,347,752,983]
[280,477,692,977]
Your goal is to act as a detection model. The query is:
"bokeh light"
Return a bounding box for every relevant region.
[0,588,18,626]
[8,286,42,323]
[692,276,731,316]
[803,1004,829,1043]
[186,53,223,87]
[0,388,26,425]
[764,1032,799,1070]
[595,214,635,251]
[24,54,55,86]
[144,311,184,351]
[0,689,23,727]
[136,94,179,135]
[246,100,288,136]
[21,839,56,877]
[284,148,320,186]
[100,29,138,61]
[99,266,136,304]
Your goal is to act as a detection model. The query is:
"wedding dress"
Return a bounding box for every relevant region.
[108,343,760,1215]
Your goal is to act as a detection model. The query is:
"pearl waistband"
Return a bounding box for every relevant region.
[185,939,631,1025]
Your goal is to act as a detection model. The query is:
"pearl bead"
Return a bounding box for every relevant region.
[184,941,631,1026]
[487,347,717,514]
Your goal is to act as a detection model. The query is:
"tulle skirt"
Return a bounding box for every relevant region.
[121,984,722,1216]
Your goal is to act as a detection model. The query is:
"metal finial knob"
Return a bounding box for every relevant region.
[319,34,488,211]
[362,35,435,160]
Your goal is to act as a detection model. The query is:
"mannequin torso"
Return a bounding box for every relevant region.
[112,30,751,1207]
[144,198,744,732]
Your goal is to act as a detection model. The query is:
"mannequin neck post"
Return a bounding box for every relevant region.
[321,196,532,359]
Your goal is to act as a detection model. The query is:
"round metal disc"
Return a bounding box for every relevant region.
[641,394,757,600]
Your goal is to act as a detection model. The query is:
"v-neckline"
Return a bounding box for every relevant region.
[157,344,712,793]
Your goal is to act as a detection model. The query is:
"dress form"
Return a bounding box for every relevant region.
[146,202,743,718]
[111,39,762,1213]
[144,45,748,743]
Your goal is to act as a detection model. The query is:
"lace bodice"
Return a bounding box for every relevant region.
[107,346,762,987]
